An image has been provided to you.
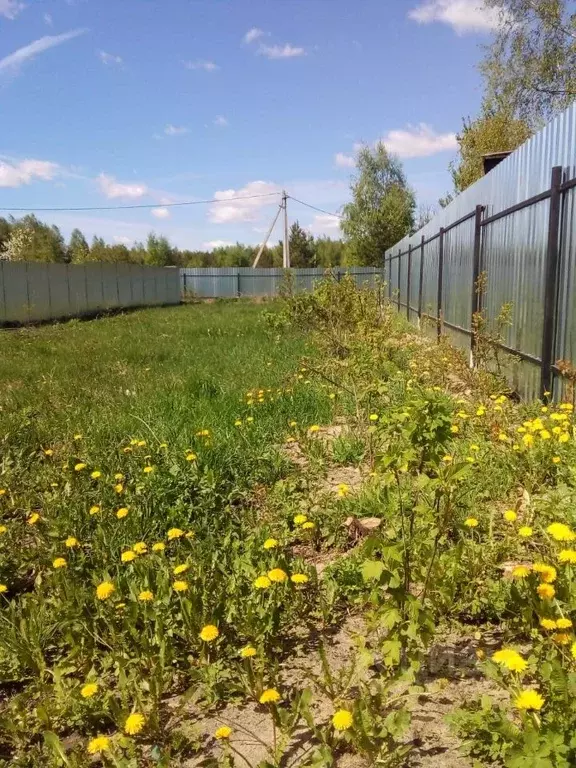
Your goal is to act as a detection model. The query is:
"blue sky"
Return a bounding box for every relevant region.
[0,0,501,250]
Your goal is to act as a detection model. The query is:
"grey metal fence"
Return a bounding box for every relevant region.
[0,262,180,325]
[384,100,576,401]
[180,267,385,298]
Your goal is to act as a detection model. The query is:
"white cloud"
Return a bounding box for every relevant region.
[214,115,228,128]
[408,0,503,34]
[209,180,280,223]
[334,152,355,169]
[0,29,87,74]
[114,235,132,245]
[98,50,123,66]
[244,27,264,44]
[151,207,170,219]
[0,0,24,20]
[381,123,458,158]
[203,240,235,250]
[308,214,341,235]
[0,158,60,187]
[164,124,189,136]
[185,59,218,71]
[98,173,148,200]
[258,43,305,59]
[43,12,53,26]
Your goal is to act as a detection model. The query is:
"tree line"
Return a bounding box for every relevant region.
[0,214,347,268]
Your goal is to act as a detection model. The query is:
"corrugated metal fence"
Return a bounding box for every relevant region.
[384,100,576,401]
[181,267,385,298]
[0,262,180,325]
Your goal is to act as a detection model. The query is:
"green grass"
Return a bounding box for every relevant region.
[0,301,329,452]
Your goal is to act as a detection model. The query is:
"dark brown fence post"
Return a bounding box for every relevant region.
[406,245,412,320]
[470,205,484,363]
[418,234,425,323]
[437,227,444,339]
[387,258,392,300]
[540,165,563,398]
[397,249,401,311]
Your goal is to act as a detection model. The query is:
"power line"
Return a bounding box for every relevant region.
[0,191,280,213]
[287,195,343,219]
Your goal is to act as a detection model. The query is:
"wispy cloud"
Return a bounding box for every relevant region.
[43,12,53,26]
[243,27,264,44]
[203,239,235,250]
[214,115,228,128]
[381,124,458,158]
[0,29,87,75]
[209,180,280,224]
[334,152,355,169]
[408,0,503,34]
[0,0,24,20]
[185,59,218,71]
[0,157,60,188]
[258,43,305,59]
[308,214,341,235]
[98,50,123,66]
[98,173,148,200]
[151,207,170,219]
[164,124,189,136]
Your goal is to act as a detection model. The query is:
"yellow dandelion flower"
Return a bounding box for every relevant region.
[81,683,98,698]
[116,507,129,519]
[121,550,136,563]
[518,526,533,537]
[302,521,315,530]
[512,565,531,578]
[114,483,123,493]
[442,455,453,463]
[476,407,486,416]
[74,463,87,472]
[337,483,351,497]
[200,624,219,642]
[44,448,54,456]
[173,563,189,575]
[114,473,124,481]
[0,584,7,594]
[547,522,576,542]
[138,590,154,602]
[0,525,6,534]
[87,736,110,755]
[152,542,166,552]
[537,583,555,599]
[332,709,353,731]
[492,649,527,672]
[554,632,571,644]
[73,434,83,440]
[133,542,147,555]
[558,549,576,564]
[246,416,254,423]
[503,510,517,522]
[143,466,154,474]
[560,403,574,411]
[369,414,379,422]
[240,646,257,658]
[90,471,102,479]
[464,518,479,528]
[173,580,188,592]
[215,726,232,740]
[259,688,280,704]
[308,425,320,434]
[254,575,271,589]
[263,538,278,550]
[470,444,480,451]
[27,513,40,525]
[291,573,309,584]
[523,434,535,447]
[557,617,572,629]
[53,557,67,569]
[552,456,561,464]
[124,712,145,735]
[559,432,570,443]
[540,618,557,630]
[96,581,115,600]
[167,527,184,540]
[498,433,509,442]
[65,536,79,548]
[515,690,544,710]
[540,429,552,440]
[268,568,288,583]
[137,440,146,447]
[533,563,557,583]
[294,514,307,525]
[571,641,576,659]
[89,505,101,515]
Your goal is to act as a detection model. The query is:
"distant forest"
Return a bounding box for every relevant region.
[0,215,346,268]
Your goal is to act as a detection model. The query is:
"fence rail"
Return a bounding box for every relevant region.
[384,100,576,401]
[0,262,180,326]
[180,267,385,298]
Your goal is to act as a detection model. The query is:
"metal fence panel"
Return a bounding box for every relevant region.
[68,266,88,316]
[47,264,70,318]
[2,263,29,323]
[27,263,51,322]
